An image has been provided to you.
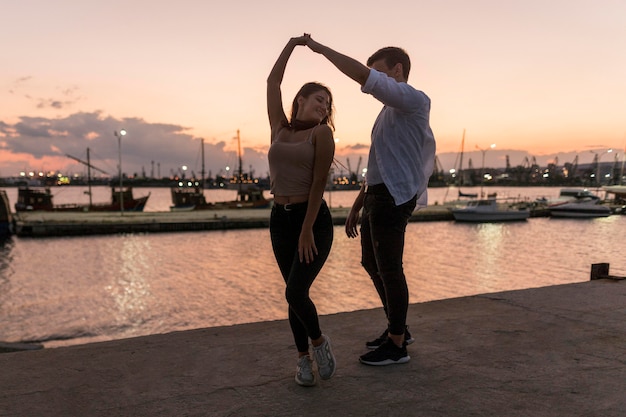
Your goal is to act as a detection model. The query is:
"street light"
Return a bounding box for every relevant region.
[590,148,612,186]
[476,143,496,198]
[114,129,127,214]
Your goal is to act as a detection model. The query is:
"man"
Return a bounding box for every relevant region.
[305,36,436,366]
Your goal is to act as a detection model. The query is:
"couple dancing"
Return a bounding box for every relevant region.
[267,34,436,386]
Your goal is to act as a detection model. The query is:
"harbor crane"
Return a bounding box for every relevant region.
[355,156,362,180]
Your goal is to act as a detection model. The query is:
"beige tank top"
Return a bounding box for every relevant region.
[268,129,315,196]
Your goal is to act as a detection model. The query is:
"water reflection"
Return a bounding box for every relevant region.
[105,236,152,330]
[0,237,14,300]
[476,223,505,285]
[0,191,624,347]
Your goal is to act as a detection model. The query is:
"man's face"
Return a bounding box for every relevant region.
[370,59,392,76]
[370,59,404,82]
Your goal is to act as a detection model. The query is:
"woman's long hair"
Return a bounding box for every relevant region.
[288,82,335,130]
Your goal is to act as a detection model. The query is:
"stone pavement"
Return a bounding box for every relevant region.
[1,279,625,417]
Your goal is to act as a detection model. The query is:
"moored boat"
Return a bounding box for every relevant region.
[171,184,272,211]
[0,190,13,237]
[536,187,603,207]
[170,130,273,211]
[543,188,611,218]
[14,186,150,212]
[554,188,600,203]
[601,185,626,214]
[548,199,611,218]
[602,185,626,203]
[451,198,530,222]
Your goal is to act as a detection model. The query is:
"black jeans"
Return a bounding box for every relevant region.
[361,185,417,336]
[270,201,333,352]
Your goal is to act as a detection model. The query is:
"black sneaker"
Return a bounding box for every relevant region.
[365,327,414,350]
[359,338,410,366]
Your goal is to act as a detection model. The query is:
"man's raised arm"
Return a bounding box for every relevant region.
[305,35,370,86]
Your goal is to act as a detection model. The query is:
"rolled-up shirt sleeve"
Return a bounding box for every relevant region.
[362,69,426,112]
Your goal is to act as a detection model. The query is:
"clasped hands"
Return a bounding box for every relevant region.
[290,33,322,52]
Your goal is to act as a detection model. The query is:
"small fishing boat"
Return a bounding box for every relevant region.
[171,131,272,211]
[171,184,271,211]
[14,186,150,212]
[451,198,530,222]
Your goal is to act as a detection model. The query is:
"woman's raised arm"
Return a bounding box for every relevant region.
[267,36,308,136]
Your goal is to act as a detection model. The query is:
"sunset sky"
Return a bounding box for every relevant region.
[2,0,625,179]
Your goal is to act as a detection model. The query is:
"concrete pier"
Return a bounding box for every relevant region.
[1,278,624,416]
[13,205,455,237]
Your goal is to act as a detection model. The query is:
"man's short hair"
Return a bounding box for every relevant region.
[367,47,411,80]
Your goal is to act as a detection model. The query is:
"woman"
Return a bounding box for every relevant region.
[266,35,336,387]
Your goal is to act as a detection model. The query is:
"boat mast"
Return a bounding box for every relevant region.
[458,129,465,186]
[65,149,108,207]
[200,138,205,190]
[619,146,626,185]
[86,148,92,207]
[236,129,242,200]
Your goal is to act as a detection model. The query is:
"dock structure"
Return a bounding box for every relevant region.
[13,206,456,237]
[1,278,624,416]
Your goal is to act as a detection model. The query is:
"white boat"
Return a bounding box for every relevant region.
[537,188,603,208]
[551,188,601,204]
[548,199,611,218]
[602,185,626,200]
[451,199,530,222]
[601,185,626,214]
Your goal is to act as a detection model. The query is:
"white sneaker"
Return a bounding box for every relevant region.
[313,335,336,380]
[295,355,316,387]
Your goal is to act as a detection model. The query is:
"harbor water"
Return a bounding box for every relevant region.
[1,186,624,348]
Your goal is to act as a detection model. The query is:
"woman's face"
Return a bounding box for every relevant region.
[296,90,330,123]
